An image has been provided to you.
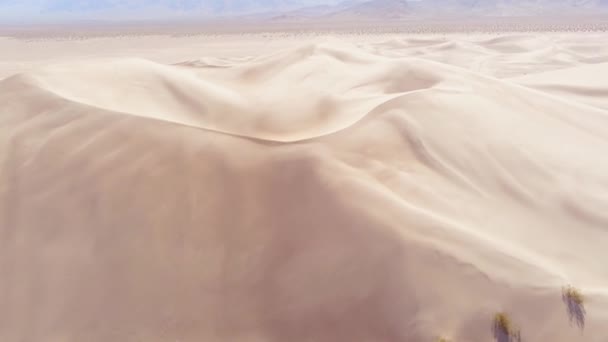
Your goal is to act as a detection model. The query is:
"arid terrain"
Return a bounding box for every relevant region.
[1,21,608,342]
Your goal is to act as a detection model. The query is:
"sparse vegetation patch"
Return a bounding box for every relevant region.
[563,285,584,306]
[493,312,521,342]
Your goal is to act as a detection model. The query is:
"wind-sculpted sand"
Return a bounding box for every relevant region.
[1,31,608,342]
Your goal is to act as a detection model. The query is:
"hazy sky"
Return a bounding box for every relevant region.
[0,0,352,22]
[1,1,606,23]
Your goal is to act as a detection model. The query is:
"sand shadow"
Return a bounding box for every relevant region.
[492,321,522,342]
[562,289,586,330]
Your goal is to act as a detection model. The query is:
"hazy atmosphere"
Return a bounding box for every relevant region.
[2,0,608,22]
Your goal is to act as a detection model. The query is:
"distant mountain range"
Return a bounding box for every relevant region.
[418,0,608,15]
[0,0,607,22]
[326,0,410,19]
[270,0,608,21]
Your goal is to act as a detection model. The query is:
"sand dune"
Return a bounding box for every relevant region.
[1,32,608,342]
[512,62,608,110]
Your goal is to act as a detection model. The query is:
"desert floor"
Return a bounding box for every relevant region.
[1,28,608,342]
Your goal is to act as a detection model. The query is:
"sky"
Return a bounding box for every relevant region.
[0,0,351,22]
[0,1,606,24]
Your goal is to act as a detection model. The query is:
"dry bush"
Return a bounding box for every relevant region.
[562,285,586,329]
[563,285,584,306]
[494,312,514,334]
[493,312,521,341]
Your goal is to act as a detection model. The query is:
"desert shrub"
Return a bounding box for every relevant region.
[563,285,584,306]
[562,285,586,329]
[493,312,516,336]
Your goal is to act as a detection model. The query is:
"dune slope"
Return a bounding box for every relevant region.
[1,40,608,342]
[512,62,608,110]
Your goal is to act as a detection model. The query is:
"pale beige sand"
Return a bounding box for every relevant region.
[1,31,608,342]
[512,62,608,110]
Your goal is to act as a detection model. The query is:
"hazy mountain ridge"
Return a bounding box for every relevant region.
[420,0,608,14]
[273,0,608,21]
[326,0,410,19]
